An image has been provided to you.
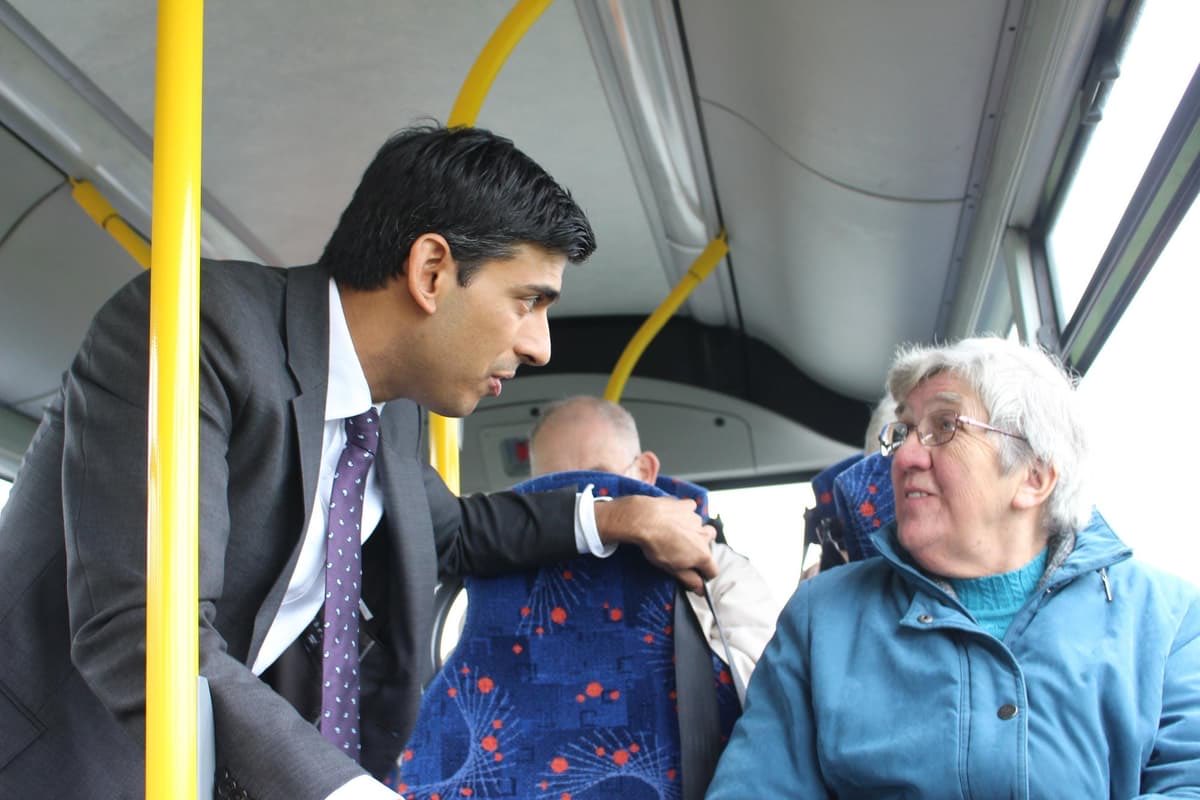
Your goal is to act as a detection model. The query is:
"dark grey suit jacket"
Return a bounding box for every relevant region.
[0,261,577,799]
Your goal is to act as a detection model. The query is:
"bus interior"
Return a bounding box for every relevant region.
[0,0,1197,609]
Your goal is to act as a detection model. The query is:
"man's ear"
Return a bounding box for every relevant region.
[1013,459,1057,512]
[632,450,661,485]
[404,233,455,315]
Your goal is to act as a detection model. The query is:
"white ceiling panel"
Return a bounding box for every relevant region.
[681,0,1009,200]
[0,184,141,412]
[704,109,962,400]
[479,1,672,316]
[7,0,671,314]
[0,124,62,239]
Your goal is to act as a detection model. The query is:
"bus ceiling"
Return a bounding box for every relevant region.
[2,0,1186,478]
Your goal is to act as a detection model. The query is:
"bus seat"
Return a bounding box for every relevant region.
[832,452,894,562]
[803,454,863,569]
[385,471,738,800]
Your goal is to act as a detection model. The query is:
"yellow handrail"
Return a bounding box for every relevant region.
[145,0,203,796]
[430,0,553,494]
[448,0,554,127]
[69,178,152,270]
[604,232,729,403]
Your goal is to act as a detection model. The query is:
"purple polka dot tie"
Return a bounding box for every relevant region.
[319,411,380,759]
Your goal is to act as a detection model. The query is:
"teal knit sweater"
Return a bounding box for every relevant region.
[950,549,1048,640]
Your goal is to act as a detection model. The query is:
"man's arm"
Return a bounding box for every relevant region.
[423,466,579,578]
[423,471,717,590]
[594,495,718,593]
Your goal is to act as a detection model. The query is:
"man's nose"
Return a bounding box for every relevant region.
[517,312,551,367]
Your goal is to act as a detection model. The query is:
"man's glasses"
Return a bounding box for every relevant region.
[878,412,1027,457]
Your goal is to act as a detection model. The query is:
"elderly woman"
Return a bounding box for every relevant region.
[707,337,1200,798]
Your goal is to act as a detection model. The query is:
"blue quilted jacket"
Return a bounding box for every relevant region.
[707,513,1200,799]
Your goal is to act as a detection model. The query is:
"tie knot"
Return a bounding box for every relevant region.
[344,411,380,456]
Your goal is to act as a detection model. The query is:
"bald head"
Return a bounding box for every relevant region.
[528,396,660,484]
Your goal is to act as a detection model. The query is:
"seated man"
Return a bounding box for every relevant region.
[529,396,777,699]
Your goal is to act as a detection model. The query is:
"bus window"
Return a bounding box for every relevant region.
[708,482,815,604]
[1046,0,1199,326]
[1076,198,1198,586]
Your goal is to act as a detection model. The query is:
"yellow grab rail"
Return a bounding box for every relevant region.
[69,178,152,270]
[145,0,203,796]
[448,0,554,127]
[430,0,553,494]
[604,232,729,404]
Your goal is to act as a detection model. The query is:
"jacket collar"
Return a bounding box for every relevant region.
[284,264,331,394]
[870,508,1132,597]
[1040,509,1131,589]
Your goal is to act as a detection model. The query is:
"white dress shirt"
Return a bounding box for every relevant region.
[250,280,384,677]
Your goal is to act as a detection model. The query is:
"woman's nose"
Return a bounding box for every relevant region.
[891,427,931,471]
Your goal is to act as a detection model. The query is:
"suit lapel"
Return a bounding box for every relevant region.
[248,264,330,665]
[285,265,331,524]
[375,400,438,665]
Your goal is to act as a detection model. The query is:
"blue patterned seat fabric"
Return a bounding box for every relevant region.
[803,453,863,569]
[385,471,738,800]
[804,452,895,566]
[831,452,894,562]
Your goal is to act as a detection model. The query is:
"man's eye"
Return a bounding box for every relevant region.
[933,413,957,432]
[522,296,539,311]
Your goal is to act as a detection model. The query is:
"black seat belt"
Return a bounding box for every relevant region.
[674,581,739,800]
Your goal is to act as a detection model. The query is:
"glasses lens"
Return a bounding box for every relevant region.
[921,412,959,446]
[880,421,907,454]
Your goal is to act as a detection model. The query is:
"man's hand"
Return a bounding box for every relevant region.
[594,496,718,593]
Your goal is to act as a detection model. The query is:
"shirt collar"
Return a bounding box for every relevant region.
[325,278,377,422]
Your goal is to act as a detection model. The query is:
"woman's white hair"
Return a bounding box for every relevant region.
[885,336,1093,534]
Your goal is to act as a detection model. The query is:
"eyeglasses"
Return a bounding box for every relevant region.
[878,412,1027,457]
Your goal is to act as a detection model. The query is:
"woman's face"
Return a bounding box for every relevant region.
[890,372,1028,577]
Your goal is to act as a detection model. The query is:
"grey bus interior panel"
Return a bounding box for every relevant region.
[0,129,141,420]
[460,374,857,495]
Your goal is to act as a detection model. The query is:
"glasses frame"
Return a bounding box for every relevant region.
[878,413,1028,457]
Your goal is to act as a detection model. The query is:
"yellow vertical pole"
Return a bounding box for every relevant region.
[145,0,202,797]
[430,0,553,494]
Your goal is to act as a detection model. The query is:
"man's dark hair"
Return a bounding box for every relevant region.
[320,124,597,289]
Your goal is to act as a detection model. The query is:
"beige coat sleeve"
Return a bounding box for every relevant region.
[686,543,781,704]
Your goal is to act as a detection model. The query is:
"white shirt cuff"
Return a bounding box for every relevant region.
[574,484,617,558]
[326,774,398,799]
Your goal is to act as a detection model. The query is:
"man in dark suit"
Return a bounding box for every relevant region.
[0,125,717,799]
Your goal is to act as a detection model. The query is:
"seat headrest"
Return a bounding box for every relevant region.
[832,452,894,562]
[803,453,863,552]
[513,470,709,515]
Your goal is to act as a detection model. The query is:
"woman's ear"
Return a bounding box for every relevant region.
[1013,459,1057,512]
[404,233,454,315]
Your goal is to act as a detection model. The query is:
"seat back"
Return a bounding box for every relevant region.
[386,471,738,800]
[803,452,895,566]
[803,453,863,569]
[832,452,895,562]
